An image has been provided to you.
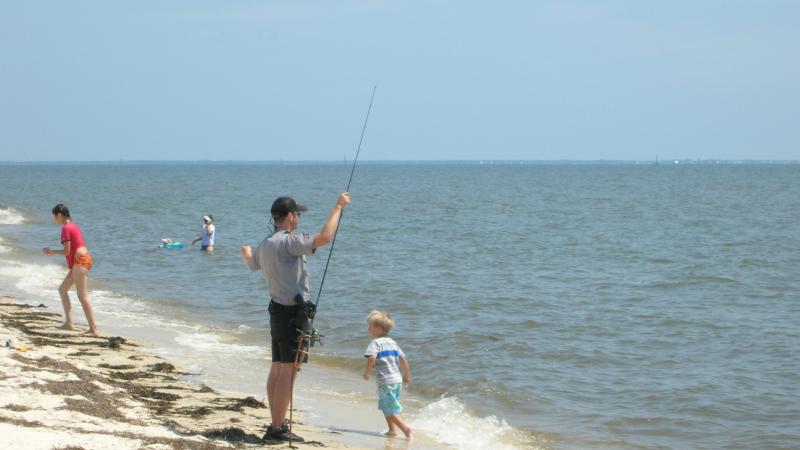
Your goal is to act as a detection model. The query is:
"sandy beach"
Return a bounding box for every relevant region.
[0,297,374,450]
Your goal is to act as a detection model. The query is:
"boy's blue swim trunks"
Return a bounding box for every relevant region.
[378,384,403,416]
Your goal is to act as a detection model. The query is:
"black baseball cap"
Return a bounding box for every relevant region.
[271,196,308,219]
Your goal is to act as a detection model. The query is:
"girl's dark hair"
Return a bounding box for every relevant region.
[52,204,70,219]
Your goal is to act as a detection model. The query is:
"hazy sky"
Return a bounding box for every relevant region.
[1,1,798,161]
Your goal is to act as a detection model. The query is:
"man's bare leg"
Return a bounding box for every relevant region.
[270,362,297,428]
[267,362,280,417]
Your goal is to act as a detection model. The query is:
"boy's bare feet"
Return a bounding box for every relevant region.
[82,329,100,337]
[58,323,74,331]
[401,426,412,439]
[384,431,398,437]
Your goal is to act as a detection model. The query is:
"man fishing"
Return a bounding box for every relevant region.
[241,192,351,442]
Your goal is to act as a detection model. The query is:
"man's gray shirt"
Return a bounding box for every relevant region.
[247,230,315,305]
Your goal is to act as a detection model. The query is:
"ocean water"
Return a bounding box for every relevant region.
[1,163,799,449]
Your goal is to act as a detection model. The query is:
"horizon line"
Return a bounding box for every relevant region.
[2,159,799,165]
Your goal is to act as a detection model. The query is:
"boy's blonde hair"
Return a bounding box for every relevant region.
[366,310,394,336]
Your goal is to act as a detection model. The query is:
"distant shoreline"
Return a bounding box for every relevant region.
[1,159,798,166]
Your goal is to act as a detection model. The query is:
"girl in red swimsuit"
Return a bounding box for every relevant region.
[42,204,99,336]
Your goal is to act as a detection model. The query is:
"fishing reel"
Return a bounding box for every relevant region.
[309,327,324,347]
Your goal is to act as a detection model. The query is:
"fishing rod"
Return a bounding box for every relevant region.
[287,86,376,446]
[313,84,377,321]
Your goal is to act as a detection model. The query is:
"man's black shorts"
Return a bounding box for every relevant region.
[269,301,300,363]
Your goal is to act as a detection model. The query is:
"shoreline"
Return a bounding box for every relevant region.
[0,298,372,450]
[0,205,533,450]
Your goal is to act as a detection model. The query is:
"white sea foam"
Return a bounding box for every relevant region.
[412,397,534,450]
[173,330,264,355]
[0,207,25,225]
[89,290,155,317]
[235,324,252,334]
[0,261,65,298]
[0,259,167,327]
[0,256,267,377]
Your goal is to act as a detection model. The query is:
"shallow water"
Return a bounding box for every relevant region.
[1,163,799,449]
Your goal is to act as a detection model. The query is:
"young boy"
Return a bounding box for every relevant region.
[363,310,412,438]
